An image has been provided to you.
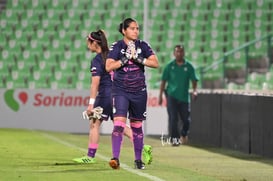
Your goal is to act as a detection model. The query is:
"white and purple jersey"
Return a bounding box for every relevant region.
[108,39,155,92]
[90,53,112,97]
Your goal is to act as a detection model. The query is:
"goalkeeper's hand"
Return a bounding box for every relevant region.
[120,56,129,66]
[133,55,146,65]
[82,110,91,120]
[82,106,103,122]
[125,41,138,59]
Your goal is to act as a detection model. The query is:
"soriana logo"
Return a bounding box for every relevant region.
[4,89,89,111]
[33,92,89,107]
[4,89,28,111]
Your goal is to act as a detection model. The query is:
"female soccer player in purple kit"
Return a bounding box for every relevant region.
[106,18,159,169]
[73,30,132,164]
[72,30,112,163]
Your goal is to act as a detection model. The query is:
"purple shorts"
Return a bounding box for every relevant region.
[94,96,113,121]
[112,89,147,121]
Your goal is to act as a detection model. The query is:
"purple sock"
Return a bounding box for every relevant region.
[87,148,97,157]
[87,143,98,157]
[112,125,124,159]
[131,126,144,160]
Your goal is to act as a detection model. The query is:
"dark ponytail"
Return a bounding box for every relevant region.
[87,30,109,64]
[96,30,109,64]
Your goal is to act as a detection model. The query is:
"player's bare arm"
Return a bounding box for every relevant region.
[90,76,100,99]
[144,54,159,68]
[105,58,121,72]
[87,76,100,111]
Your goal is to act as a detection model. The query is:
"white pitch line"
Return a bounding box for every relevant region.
[41,133,165,181]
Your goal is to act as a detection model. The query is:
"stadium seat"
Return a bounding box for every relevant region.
[1,0,272,90]
[77,71,91,90]
[246,72,267,90]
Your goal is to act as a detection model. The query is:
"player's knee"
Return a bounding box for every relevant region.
[130,121,142,128]
[112,120,126,135]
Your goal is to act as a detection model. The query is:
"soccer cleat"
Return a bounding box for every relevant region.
[143,145,152,165]
[72,156,96,164]
[172,138,180,146]
[134,160,145,169]
[109,158,120,169]
[172,142,180,146]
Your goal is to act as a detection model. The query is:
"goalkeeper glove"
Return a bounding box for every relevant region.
[120,56,129,66]
[133,55,146,65]
[126,41,137,59]
[82,106,103,122]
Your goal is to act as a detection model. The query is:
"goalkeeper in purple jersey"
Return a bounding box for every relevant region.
[106,18,159,169]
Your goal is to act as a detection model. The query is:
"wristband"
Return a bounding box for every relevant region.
[89,98,95,105]
[142,58,147,65]
[119,60,123,66]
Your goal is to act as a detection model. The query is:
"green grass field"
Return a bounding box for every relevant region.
[1,128,273,181]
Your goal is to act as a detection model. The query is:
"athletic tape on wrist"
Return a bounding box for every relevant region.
[89,98,95,105]
[120,60,123,66]
[143,58,147,65]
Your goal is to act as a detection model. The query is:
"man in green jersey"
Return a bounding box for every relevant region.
[159,45,198,146]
